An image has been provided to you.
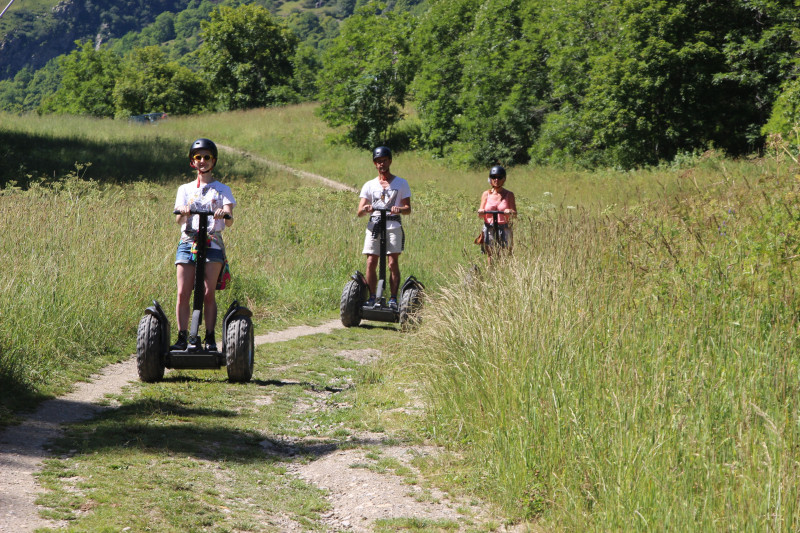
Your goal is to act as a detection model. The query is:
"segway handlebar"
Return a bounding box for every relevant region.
[174,209,231,219]
[481,210,504,214]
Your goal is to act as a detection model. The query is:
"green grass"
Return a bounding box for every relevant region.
[409,146,800,529]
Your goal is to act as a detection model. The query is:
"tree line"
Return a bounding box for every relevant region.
[2,0,798,168]
[323,0,800,168]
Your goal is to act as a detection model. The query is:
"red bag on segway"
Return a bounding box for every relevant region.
[217,259,231,290]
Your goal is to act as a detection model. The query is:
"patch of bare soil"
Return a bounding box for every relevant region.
[289,444,486,532]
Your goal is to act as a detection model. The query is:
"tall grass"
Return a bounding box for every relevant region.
[411,146,800,528]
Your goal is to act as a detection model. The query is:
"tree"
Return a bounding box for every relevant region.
[197,4,298,110]
[454,0,549,165]
[317,2,417,147]
[112,46,211,118]
[39,41,121,117]
[410,0,479,154]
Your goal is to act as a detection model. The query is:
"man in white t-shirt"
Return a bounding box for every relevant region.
[356,146,412,310]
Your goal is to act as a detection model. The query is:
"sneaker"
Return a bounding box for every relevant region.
[204,332,217,352]
[388,297,398,310]
[170,331,188,351]
[364,296,376,308]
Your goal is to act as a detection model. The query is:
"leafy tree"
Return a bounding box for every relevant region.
[317,2,417,147]
[454,0,548,165]
[410,0,479,154]
[112,46,211,118]
[291,43,323,100]
[763,76,800,141]
[198,4,298,110]
[39,41,121,117]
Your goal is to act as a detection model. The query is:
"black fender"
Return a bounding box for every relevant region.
[222,300,253,354]
[401,275,425,295]
[350,270,369,300]
[351,270,368,287]
[144,300,171,356]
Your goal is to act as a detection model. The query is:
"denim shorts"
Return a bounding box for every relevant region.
[175,241,225,265]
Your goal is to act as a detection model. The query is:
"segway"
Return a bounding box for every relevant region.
[483,210,506,247]
[340,207,424,328]
[136,209,254,383]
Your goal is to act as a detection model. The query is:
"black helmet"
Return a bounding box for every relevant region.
[372,146,392,160]
[189,138,218,159]
[489,165,506,180]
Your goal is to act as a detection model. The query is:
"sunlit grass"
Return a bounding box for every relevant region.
[409,149,800,529]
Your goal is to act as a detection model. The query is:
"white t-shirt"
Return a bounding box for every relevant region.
[174,179,236,249]
[359,175,411,230]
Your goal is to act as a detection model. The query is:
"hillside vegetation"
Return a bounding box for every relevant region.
[2,106,799,529]
[2,0,798,170]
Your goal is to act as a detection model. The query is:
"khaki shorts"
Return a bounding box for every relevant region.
[362,226,404,255]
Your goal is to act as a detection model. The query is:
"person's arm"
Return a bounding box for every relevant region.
[477,190,489,217]
[175,187,189,224]
[357,197,373,217]
[505,191,517,216]
[391,197,411,215]
[218,204,234,227]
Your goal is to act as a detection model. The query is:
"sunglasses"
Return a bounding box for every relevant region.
[490,176,505,180]
[193,154,214,161]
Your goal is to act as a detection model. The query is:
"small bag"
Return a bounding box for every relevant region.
[217,258,231,290]
[474,230,485,245]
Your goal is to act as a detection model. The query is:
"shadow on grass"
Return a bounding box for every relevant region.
[0,129,188,187]
[44,397,387,464]
[161,375,345,393]
[0,376,51,429]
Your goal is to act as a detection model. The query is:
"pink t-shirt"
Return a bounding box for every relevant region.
[483,190,512,225]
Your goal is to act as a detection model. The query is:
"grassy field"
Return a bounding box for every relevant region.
[1,106,799,530]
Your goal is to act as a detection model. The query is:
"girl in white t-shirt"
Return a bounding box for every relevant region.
[171,138,236,351]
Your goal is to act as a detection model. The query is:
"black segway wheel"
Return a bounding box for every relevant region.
[340,279,363,327]
[399,287,423,330]
[226,316,254,383]
[137,314,165,382]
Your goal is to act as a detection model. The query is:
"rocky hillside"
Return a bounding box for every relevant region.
[0,0,199,80]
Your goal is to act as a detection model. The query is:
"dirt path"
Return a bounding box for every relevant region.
[0,320,345,533]
[216,144,358,193]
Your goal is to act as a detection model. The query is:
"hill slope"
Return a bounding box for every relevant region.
[0,0,211,80]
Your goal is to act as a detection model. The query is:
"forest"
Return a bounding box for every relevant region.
[1,0,799,168]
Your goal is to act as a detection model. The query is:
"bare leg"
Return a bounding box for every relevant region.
[388,254,401,297]
[365,254,379,295]
[203,261,223,333]
[176,264,195,330]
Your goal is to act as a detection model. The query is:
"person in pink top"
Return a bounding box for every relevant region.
[477,164,516,265]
